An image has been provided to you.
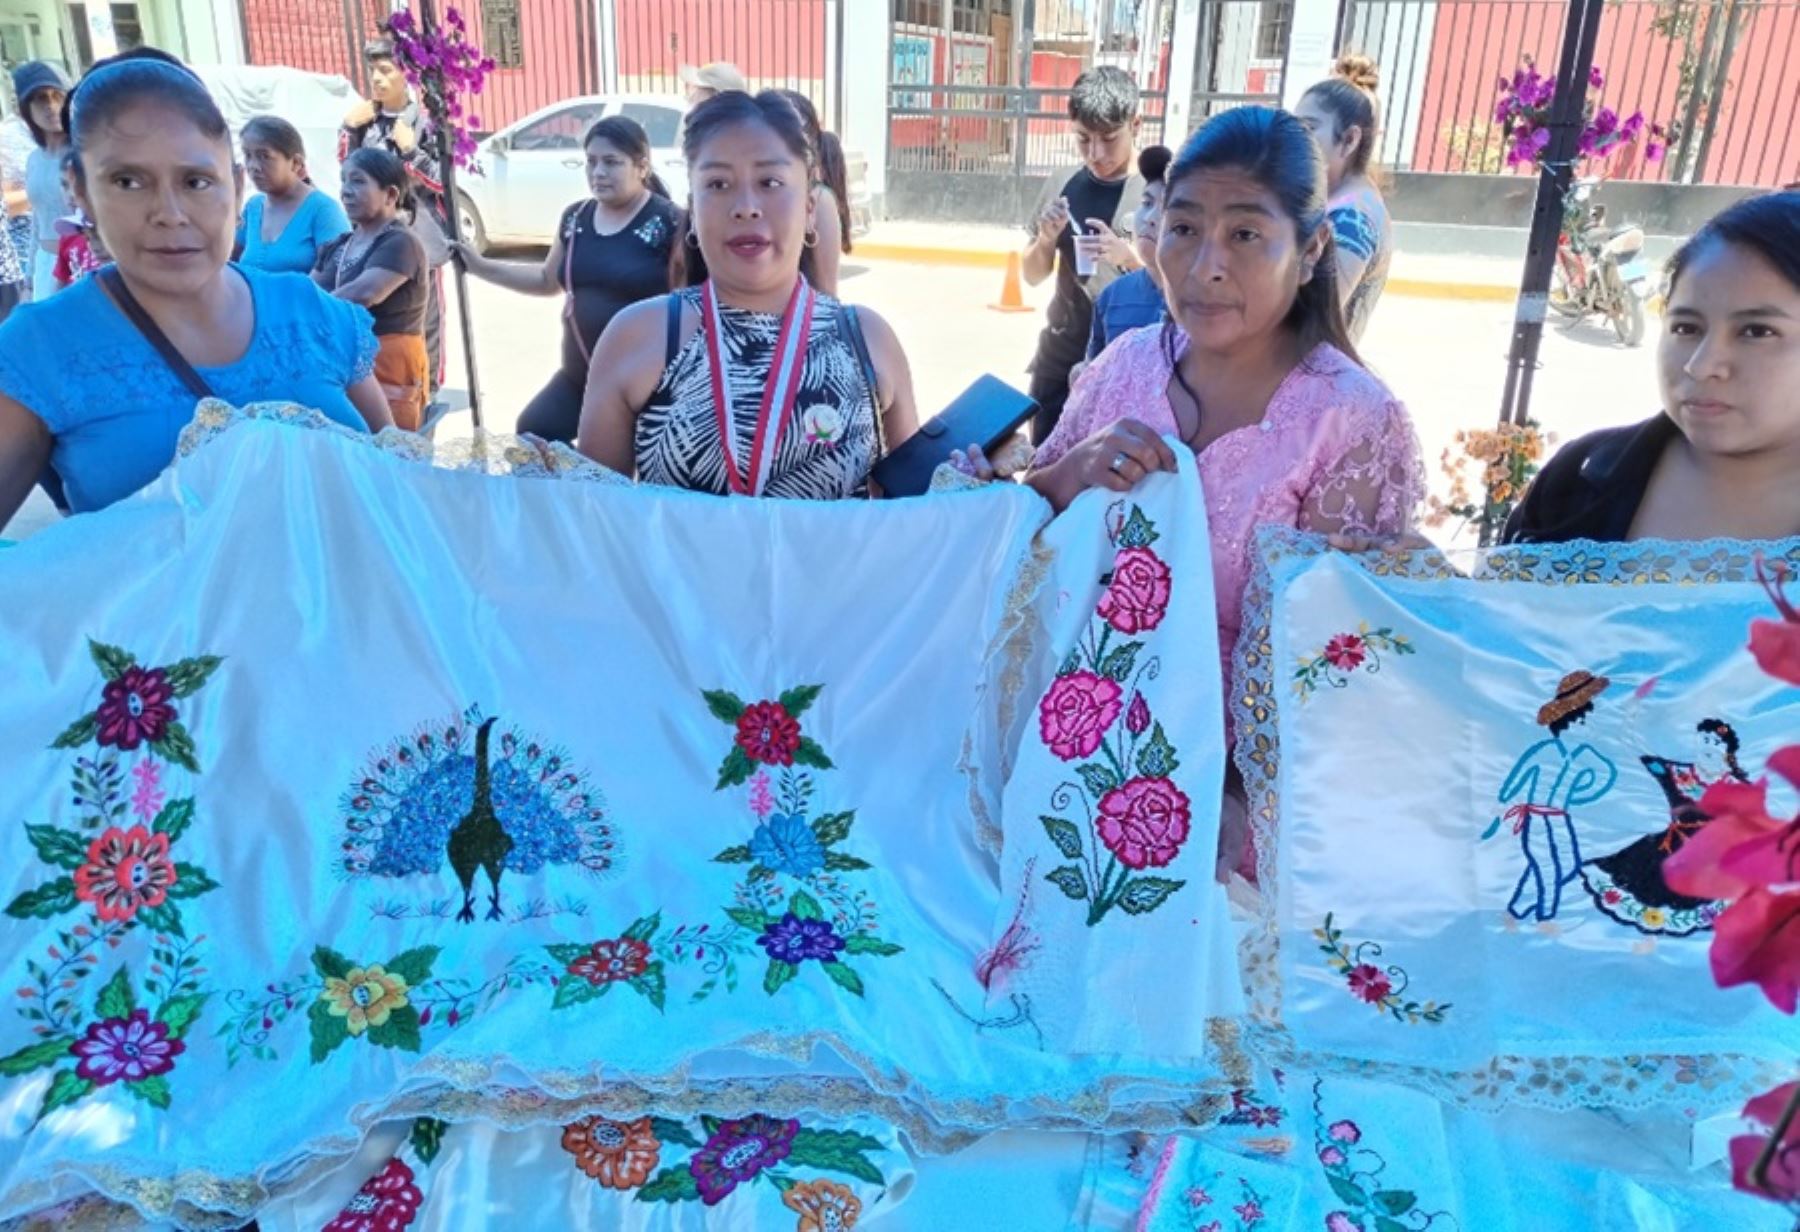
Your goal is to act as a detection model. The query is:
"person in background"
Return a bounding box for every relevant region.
[577,90,917,498]
[452,116,678,444]
[315,148,429,431]
[340,31,449,401]
[1020,65,1145,442]
[1294,54,1391,342]
[1505,191,1800,544]
[238,115,349,274]
[680,62,747,106]
[13,61,71,301]
[0,106,31,320]
[51,155,108,288]
[1084,144,1172,363]
[777,89,852,297]
[0,49,390,527]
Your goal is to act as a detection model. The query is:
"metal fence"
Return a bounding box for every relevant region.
[1337,0,1798,186]
[611,0,833,115]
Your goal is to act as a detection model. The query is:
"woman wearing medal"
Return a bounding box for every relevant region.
[576,91,917,498]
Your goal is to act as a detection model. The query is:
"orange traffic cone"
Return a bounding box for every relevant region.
[988,251,1033,313]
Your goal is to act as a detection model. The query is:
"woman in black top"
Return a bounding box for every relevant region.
[452,116,679,443]
[1505,191,1800,544]
[314,148,429,428]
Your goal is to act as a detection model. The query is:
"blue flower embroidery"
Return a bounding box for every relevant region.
[757,913,846,964]
[748,813,825,878]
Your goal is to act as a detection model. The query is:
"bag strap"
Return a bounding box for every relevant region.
[101,267,215,400]
[562,201,593,365]
[834,304,885,461]
[665,292,684,367]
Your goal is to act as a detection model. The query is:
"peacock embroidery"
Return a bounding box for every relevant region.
[447,718,512,922]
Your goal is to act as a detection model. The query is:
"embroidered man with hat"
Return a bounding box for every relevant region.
[1492,670,1619,922]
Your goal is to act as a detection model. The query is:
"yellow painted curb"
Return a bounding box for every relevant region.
[1384,278,1517,302]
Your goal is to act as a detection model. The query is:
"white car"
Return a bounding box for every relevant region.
[455,94,690,252]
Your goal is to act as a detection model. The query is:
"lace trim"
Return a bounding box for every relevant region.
[1230,527,1800,1112]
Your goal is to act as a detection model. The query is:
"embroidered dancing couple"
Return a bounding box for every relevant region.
[1491,670,1745,935]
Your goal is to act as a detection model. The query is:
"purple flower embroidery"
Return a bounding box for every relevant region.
[1319,1145,1346,1167]
[96,667,176,751]
[687,1114,799,1204]
[1327,1119,1362,1145]
[70,1008,184,1085]
[757,913,847,964]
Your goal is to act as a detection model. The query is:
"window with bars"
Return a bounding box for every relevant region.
[482,0,524,70]
[1255,0,1293,60]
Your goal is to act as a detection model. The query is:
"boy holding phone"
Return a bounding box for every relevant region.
[1020,66,1145,443]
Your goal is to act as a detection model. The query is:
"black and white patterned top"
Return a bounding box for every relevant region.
[634,287,883,500]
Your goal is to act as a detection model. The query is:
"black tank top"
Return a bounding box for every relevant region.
[556,194,679,379]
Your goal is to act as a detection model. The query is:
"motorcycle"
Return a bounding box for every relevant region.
[1549,178,1653,347]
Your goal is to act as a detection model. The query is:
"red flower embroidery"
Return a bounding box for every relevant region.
[72,825,178,923]
[1323,634,1367,670]
[1038,671,1123,761]
[1346,964,1391,1004]
[567,938,651,987]
[95,666,175,751]
[735,701,803,766]
[323,1157,422,1232]
[1096,546,1173,634]
[1095,776,1192,869]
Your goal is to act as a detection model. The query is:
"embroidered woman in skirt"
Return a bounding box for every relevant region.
[577,90,918,499]
[1580,718,1747,936]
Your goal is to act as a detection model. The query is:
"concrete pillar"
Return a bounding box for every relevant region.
[839,0,888,203]
[595,0,619,93]
[1164,0,1201,145]
[1281,0,1341,109]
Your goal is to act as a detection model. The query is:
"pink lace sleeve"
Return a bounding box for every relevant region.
[1298,398,1426,537]
[1031,326,1173,471]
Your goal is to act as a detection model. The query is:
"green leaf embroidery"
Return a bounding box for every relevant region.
[636,1165,701,1203]
[725,906,769,932]
[311,946,355,981]
[700,1114,724,1136]
[631,964,668,1012]
[0,1036,76,1076]
[153,994,207,1040]
[4,877,78,921]
[365,1005,423,1053]
[821,961,865,997]
[623,913,662,944]
[126,1073,172,1109]
[1056,645,1081,677]
[785,1128,886,1184]
[307,997,350,1064]
[810,811,855,847]
[409,1117,449,1164]
[94,967,136,1021]
[1039,815,1084,860]
[163,655,223,698]
[789,890,824,921]
[136,899,184,939]
[1044,865,1089,901]
[24,823,89,871]
[1116,877,1186,915]
[822,851,871,872]
[1376,1219,1410,1232]
[1327,1175,1369,1209]
[791,738,835,771]
[766,1172,797,1192]
[715,746,757,791]
[841,935,903,957]
[702,689,749,724]
[1098,641,1140,684]
[49,713,99,752]
[649,1116,702,1148]
[544,942,590,966]
[776,684,824,718]
[167,863,219,900]
[38,1069,94,1119]
[382,946,441,988]
[712,844,754,864]
[1134,722,1180,779]
[1119,506,1160,547]
[149,721,200,775]
[150,798,195,842]
[763,960,798,995]
[1076,762,1121,799]
[1373,1190,1418,1217]
[552,974,605,1011]
[88,640,136,681]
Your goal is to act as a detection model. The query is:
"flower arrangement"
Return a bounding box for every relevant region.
[1425,419,1550,546]
[1664,555,1800,1209]
[384,7,496,172]
[1495,59,1669,175]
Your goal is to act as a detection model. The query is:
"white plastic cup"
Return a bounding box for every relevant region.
[1073,227,1098,278]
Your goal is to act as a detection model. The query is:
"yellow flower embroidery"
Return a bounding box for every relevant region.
[321,964,410,1035]
[1640,908,1667,930]
[783,1178,862,1231]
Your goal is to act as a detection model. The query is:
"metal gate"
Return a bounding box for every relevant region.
[607,0,835,117]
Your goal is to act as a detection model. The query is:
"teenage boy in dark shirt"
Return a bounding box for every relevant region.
[1021,66,1145,443]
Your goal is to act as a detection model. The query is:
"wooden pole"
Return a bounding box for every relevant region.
[416,0,485,430]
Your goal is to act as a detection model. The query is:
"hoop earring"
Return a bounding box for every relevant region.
[803,228,819,250]
[685,228,700,249]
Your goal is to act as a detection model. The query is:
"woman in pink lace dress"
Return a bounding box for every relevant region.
[967,107,1424,875]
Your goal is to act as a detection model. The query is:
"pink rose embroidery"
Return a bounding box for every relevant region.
[1096,776,1192,869]
[1037,671,1122,761]
[1318,1145,1346,1167]
[1096,547,1172,634]
[1327,1119,1362,1145]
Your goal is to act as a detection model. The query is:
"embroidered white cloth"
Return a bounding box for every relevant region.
[0,405,1239,1229]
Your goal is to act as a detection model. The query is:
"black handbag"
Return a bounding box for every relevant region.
[871,374,1037,499]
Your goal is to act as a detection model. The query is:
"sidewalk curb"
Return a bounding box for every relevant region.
[856,240,1524,303]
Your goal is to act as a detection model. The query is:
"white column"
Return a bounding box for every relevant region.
[595,0,619,93]
[1164,0,1201,145]
[1281,0,1341,109]
[839,0,888,200]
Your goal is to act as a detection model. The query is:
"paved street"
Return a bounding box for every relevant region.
[2,255,1657,545]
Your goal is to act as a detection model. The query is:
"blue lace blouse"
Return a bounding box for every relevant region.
[0,265,377,513]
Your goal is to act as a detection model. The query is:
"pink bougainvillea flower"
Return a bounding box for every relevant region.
[1749,557,1800,686]
[1346,964,1391,1004]
[1729,1082,1800,1203]
[1707,886,1800,1013]
[1665,748,1800,901]
[1037,671,1122,761]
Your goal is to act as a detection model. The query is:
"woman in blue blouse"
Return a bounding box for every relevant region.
[237,115,350,274]
[0,50,390,526]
